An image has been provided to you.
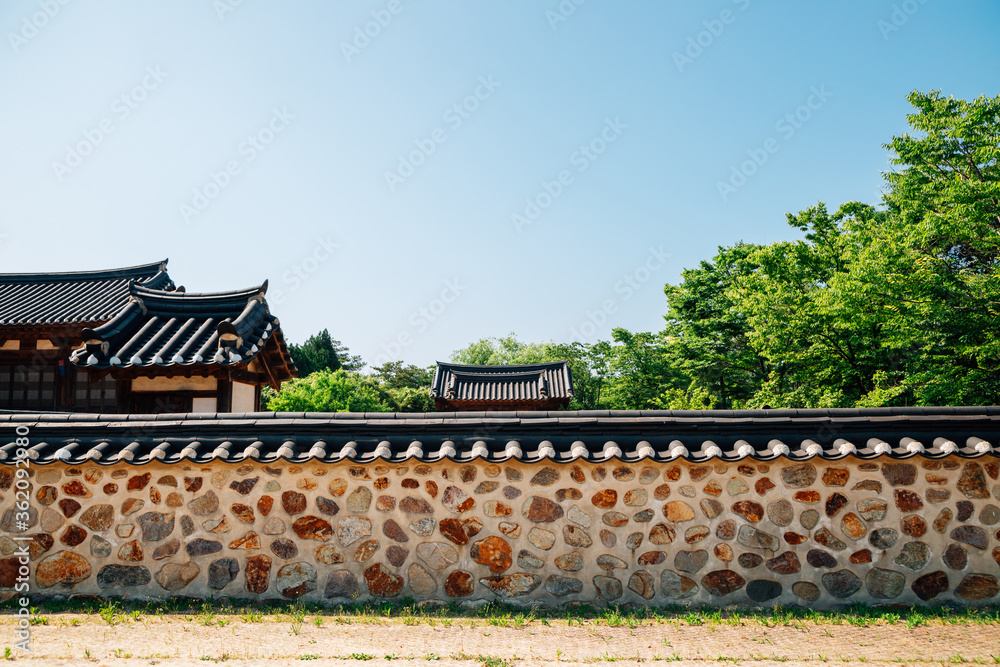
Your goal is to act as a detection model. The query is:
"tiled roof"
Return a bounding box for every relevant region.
[2,407,998,466]
[69,281,294,378]
[431,361,573,404]
[0,260,173,327]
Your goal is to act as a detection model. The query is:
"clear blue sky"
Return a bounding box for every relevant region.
[2,1,998,369]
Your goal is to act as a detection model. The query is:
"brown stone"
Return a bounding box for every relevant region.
[652,484,671,501]
[957,463,990,499]
[522,496,564,523]
[104,483,119,495]
[650,523,676,544]
[814,528,846,551]
[685,526,710,544]
[182,476,201,492]
[894,489,923,512]
[926,474,949,485]
[442,486,474,513]
[373,477,388,491]
[926,488,951,503]
[118,540,143,561]
[825,492,848,517]
[60,525,87,547]
[385,545,407,567]
[793,490,820,503]
[230,503,254,524]
[638,550,666,566]
[766,551,801,575]
[738,553,763,569]
[244,554,271,594]
[857,498,888,522]
[882,462,916,487]
[382,519,408,543]
[442,570,473,597]
[484,500,512,518]
[755,477,776,495]
[943,544,968,570]
[439,518,470,546]
[612,466,634,482]
[732,500,764,523]
[151,539,180,560]
[715,520,736,541]
[850,549,873,564]
[806,549,837,568]
[903,514,928,537]
[375,496,395,512]
[822,468,849,486]
[784,532,807,545]
[36,485,56,506]
[59,498,82,518]
[530,467,559,486]
[665,465,681,481]
[600,529,616,547]
[852,479,883,493]
[987,462,1000,480]
[61,480,91,498]
[470,536,512,573]
[499,522,520,538]
[689,466,711,481]
[957,500,974,522]
[126,473,151,491]
[121,498,145,516]
[292,516,332,542]
[399,496,434,514]
[364,563,403,597]
[912,571,950,601]
[280,491,306,515]
[569,465,585,483]
[702,570,746,597]
[702,480,723,497]
[715,543,734,561]
[354,539,380,562]
[951,525,988,549]
[36,550,91,588]
[563,525,592,548]
[841,513,868,540]
[188,490,219,515]
[602,511,628,527]
[229,531,261,550]
[955,574,999,601]
[590,489,617,508]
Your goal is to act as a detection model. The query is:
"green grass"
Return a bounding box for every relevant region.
[4,596,999,630]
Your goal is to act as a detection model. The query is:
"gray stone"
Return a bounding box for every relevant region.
[593,575,623,601]
[208,558,240,589]
[181,515,195,536]
[792,581,821,602]
[325,570,360,598]
[1,506,37,533]
[186,539,223,557]
[628,570,656,599]
[567,505,592,528]
[337,516,372,547]
[822,569,863,598]
[415,542,459,570]
[800,510,820,530]
[894,542,931,571]
[276,562,317,598]
[869,528,899,550]
[187,491,219,516]
[409,518,435,536]
[674,550,709,573]
[747,579,782,602]
[152,538,181,560]
[546,575,583,597]
[517,549,545,569]
[563,525,593,548]
[347,487,372,513]
[596,554,628,571]
[980,505,1000,526]
[91,535,112,557]
[137,511,175,542]
[660,569,698,599]
[865,568,906,599]
[766,500,794,526]
[950,525,988,549]
[155,562,200,591]
[262,517,286,535]
[737,525,779,552]
[96,564,151,589]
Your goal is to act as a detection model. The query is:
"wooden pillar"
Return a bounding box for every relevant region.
[217,378,232,413]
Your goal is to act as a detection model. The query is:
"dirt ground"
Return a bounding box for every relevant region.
[3,613,1000,667]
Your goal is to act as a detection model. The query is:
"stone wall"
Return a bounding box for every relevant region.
[2,457,999,607]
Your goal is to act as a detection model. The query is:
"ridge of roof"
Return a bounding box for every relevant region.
[0,260,168,284]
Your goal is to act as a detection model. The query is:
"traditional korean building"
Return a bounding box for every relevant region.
[0,261,295,413]
[431,361,573,411]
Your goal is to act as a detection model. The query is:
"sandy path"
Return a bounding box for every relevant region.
[3,615,999,666]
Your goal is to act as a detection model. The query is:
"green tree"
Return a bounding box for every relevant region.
[287,330,364,376]
[265,369,384,412]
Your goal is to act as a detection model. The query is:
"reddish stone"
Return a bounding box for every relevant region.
[689,466,712,481]
[35,551,92,588]
[806,549,837,568]
[701,570,746,597]
[825,493,848,517]
[895,515,926,539]
[439,518,469,546]
[650,523,676,544]
[401,478,419,489]
[822,468,849,486]
[591,466,607,481]
[522,496,564,523]
[895,489,923,512]
[386,545,407,567]
[602,511,628,527]
[702,481,722,497]
[881,463,916,487]
[425,480,438,498]
[364,563,403,597]
[985,462,999,480]
[955,574,999,601]
[665,466,681,481]
[36,486,57,505]
[127,473,151,491]
[570,465,586,483]
[374,477,389,490]
[231,503,254,523]
[755,478,776,495]
[926,474,949,485]
[715,520,736,541]
[815,528,846,551]
[591,489,617,509]
[638,551,666,566]
[653,484,671,500]
[784,532,807,545]
[460,465,477,483]
[103,483,118,495]
[62,480,91,497]
[850,549,873,564]
[912,571,949,601]
[229,476,259,496]
[244,554,271,594]
[183,477,203,492]
[957,463,990,499]
[60,525,87,547]
[737,464,756,477]
[292,516,332,542]
[383,519,408,542]
[471,536,512,573]
[281,491,307,515]
[766,551,801,575]
[841,513,868,540]
[59,498,82,518]
[376,496,396,512]
[793,490,820,503]
[732,500,764,523]
[555,488,583,502]
[444,570,474,597]
[942,460,960,470]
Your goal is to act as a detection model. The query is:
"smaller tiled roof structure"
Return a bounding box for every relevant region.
[0,260,173,330]
[431,361,573,411]
[69,281,295,385]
